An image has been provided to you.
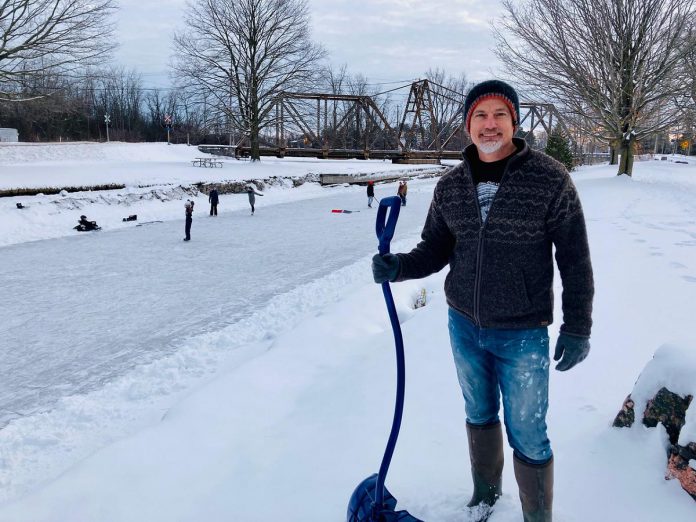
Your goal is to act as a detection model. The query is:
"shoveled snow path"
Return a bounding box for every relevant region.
[0,184,434,427]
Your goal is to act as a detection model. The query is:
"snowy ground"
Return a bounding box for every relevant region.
[0,141,442,190]
[0,143,695,521]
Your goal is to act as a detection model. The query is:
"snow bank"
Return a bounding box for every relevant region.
[0,142,201,165]
[0,141,445,190]
[629,343,696,445]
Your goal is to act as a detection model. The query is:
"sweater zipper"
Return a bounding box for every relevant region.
[469,152,519,326]
[472,186,485,325]
[473,226,484,325]
[464,155,485,326]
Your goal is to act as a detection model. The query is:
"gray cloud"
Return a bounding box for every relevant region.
[114,0,504,88]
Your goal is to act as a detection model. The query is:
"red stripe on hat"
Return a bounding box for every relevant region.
[465,93,518,133]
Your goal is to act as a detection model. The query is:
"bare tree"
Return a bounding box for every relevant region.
[320,63,348,95]
[676,19,696,126]
[0,0,116,101]
[173,0,325,160]
[676,24,696,153]
[424,68,468,130]
[90,67,146,140]
[494,0,695,175]
[317,63,350,147]
[424,68,469,150]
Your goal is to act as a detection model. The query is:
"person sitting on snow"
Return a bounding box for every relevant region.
[75,215,99,231]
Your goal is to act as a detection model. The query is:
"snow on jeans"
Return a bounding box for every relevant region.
[448,307,552,465]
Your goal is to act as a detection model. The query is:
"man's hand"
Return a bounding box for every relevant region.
[553,333,590,371]
[372,253,400,283]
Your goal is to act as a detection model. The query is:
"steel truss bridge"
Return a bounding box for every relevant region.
[200,79,567,163]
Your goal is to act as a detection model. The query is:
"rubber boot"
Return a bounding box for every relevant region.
[466,421,504,509]
[513,454,553,522]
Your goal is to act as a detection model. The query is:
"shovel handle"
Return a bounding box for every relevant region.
[372,195,406,512]
[376,196,401,254]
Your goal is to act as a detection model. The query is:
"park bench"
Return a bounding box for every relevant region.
[191,157,223,168]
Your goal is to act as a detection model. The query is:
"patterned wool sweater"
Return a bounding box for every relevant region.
[396,139,594,337]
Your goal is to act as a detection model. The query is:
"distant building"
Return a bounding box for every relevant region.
[0,128,18,142]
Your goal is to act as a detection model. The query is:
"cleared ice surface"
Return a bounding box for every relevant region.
[0,183,434,426]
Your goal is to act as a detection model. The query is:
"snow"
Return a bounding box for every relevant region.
[0,141,441,190]
[0,141,444,247]
[0,144,695,521]
[629,344,696,446]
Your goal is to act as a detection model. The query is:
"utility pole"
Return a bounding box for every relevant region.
[164,114,172,144]
[104,114,110,142]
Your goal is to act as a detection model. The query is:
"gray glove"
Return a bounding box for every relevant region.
[553,333,590,371]
[372,253,400,283]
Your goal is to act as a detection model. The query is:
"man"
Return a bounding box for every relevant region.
[184,200,194,241]
[372,80,593,522]
[209,187,219,216]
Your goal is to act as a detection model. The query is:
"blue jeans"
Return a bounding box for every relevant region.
[448,307,552,464]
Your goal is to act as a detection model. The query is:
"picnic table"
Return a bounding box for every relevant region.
[192,157,223,168]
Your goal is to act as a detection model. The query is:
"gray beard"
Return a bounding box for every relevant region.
[477,139,503,154]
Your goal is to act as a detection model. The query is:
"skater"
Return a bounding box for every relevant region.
[367,181,375,208]
[184,200,194,241]
[397,180,407,206]
[74,215,100,231]
[246,185,263,215]
[209,187,219,216]
[372,80,594,522]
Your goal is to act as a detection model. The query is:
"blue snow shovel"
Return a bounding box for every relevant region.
[347,196,423,522]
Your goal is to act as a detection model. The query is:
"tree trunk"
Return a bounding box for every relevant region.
[250,109,261,161]
[609,141,618,165]
[250,124,260,161]
[617,136,635,176]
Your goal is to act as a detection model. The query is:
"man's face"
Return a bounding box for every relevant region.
[469,98,516,161]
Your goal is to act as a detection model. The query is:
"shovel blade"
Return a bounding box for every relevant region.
[347,474,423,522]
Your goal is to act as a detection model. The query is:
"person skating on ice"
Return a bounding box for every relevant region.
[209,187,219,216]
[184,200,194,241]
[367,181,375,208]
[246,185,263,215]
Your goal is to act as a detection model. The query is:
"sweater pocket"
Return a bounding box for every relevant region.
[482,266,533,322]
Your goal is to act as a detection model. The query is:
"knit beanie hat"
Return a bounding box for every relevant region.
[464,80,520,133]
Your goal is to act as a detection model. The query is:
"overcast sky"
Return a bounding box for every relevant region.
[115,0,505,90]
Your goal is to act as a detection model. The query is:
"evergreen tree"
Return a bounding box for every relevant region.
[515,127,538,148]
[545,127,574,171]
